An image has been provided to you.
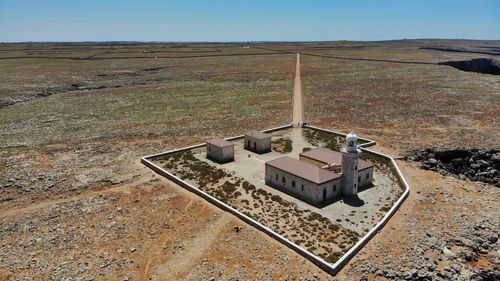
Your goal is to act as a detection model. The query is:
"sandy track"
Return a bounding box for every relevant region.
[292,53,303,127]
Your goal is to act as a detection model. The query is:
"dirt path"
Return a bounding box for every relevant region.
[292,53,303,127]
[152,213,232,279]
[0,182,135,219]
[0,161,154,219]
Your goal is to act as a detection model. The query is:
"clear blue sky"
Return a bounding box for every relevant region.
[0,0,498,42]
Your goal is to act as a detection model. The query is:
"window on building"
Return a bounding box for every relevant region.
[292,180,295,187]
[358,176,361,182]
[333,185,336,192]
[355,165,358,170]
[323,189,327,200]
[301,184,304,191]
[366,174,369,179]
[282,176,285,183]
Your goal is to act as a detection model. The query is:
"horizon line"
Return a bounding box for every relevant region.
[1,38,500,44]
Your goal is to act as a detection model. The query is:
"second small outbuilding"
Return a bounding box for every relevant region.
[244,130,272,154]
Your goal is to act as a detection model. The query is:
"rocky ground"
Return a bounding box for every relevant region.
[286,40,500,280]
[1,40,499,280]
[0,43,333,280]
[337,162,499,281]
[407,148,499,187]
[0,140,332,281]
[439,58,500,75]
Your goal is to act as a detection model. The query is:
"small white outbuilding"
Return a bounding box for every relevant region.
[206,137,234,163]
[244,130,272,154]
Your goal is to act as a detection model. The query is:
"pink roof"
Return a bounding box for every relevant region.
[244,130,272,140]
[300,148,374,171]
[206,137,234,148]
[266,156,341,184]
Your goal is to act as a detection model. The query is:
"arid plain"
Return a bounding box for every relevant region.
[0,40,498,280]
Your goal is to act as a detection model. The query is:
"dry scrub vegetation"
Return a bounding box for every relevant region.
[0,46,295,210]
[1,40,498,280]
[154,150,359,263]
[0,44,336,280]
[301,53,499,152]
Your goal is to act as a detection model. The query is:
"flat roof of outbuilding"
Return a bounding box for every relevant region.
[244,130,272,140]
[206,137,234,148]
[266,156,341,184]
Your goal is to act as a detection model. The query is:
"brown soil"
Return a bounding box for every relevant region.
[1,40,498,280]
[0,141,331,280]
[337,161,499,280]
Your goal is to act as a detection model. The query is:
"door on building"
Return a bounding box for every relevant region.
[323,189,327,200]
[253,142,256,150]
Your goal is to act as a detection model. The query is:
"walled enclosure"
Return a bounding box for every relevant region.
[141,124,410,276]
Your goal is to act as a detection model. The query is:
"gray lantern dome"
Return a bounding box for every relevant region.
[345,131,359,153]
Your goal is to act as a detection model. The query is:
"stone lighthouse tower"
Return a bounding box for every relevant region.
[341,132,360,196]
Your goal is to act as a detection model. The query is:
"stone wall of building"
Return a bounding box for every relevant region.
[245,136,271,154]
[207,144,234,163]
[265,164,342,205]
[258,138,271,153]
[357,167,374,188]
[221,146,234,162]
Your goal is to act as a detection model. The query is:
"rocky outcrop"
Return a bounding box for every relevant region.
[407,148,499,187]
[420,47,500,56]
[350,218,499,280]
[439,58,500,75]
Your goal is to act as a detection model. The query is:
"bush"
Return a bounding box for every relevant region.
[325,252,343,263]
[284,139,293,153]
[242,181,250,189]
[270,194,282,203]
[328,224,340,231]
[257,189,269,196]
[308,212,323,221]
[272,138,293,153]
[222,182,237,194]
